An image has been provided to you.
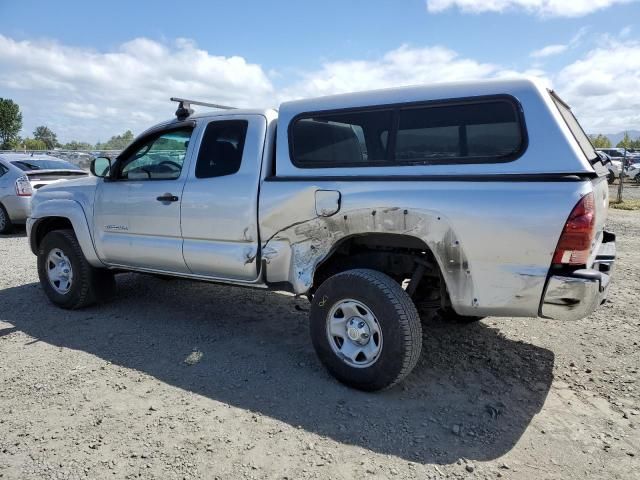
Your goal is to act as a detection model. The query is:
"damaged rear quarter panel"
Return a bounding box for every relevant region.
[259,179,589,317]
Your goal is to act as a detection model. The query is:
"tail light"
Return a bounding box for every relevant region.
[552,192,595,266]
[15,175,33,197]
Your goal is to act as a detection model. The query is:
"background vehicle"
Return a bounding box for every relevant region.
[0,153,88,233]
[27,79,615,391]
[597,151,623,184]
[627,162,640,183]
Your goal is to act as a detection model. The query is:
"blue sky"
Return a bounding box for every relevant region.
[1,0,639,142]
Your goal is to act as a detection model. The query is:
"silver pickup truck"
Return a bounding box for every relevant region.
[27,78,616,391]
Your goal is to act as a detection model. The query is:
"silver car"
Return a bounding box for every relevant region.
[0,153,88,233]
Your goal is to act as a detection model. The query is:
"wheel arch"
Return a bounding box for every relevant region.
[311,232,437,289]
[29,199,103,267]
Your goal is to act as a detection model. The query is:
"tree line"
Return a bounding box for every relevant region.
[588,132,640,149]
[0,98,134,151]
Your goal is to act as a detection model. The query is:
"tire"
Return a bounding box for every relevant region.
[37,229,115,309]
[309,269,422,391]
[0,204,13,234]
[607,172,615,185]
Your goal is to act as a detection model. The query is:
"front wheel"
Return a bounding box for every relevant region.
[607,171,615,184]
[309,269,422,391]
[37,229,115,309]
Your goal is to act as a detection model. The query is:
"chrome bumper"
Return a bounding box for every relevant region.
[540,231,615,321]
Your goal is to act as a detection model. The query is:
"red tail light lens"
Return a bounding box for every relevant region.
[552,192,595,266]
[15,175,33,197]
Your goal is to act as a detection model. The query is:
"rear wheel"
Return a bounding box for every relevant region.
[607,171,615,184]
[0,204,13,234]
[37,229,115,309]
[309,269,422,391]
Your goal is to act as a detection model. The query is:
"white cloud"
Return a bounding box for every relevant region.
[0,35,274,143]
[555,39,640,133]
[426,0,633,17]
[530,44,568,58]
[619,25,632,37]
[0,33,637,142]
[280,44,530,100]
[529,27,588,61]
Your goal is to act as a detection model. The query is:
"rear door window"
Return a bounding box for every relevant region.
[195,120,248,178]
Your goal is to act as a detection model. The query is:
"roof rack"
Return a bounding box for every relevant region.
[170,97,236,120]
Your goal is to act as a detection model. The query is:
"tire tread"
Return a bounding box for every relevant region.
[313,268,422,390]
[38,229,114,309]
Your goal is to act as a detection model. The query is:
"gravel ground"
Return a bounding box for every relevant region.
[611,179,640,201]
[0,203,638,480]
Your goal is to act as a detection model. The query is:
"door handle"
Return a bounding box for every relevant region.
[157,194,179,202]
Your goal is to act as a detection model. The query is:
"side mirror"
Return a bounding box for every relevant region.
[91,157,112,178]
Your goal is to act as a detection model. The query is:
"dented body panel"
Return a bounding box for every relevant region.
[258,178,591,316]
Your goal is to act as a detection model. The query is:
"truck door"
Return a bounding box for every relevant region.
[180,115,266,280]
[93,126,195,272]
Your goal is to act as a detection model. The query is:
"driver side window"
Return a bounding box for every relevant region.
[118,128,193,180]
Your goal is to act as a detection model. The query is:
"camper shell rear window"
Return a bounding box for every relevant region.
[289,95,527,168]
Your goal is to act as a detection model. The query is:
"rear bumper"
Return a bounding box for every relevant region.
[540,231,615,321]
[1,195,31,223]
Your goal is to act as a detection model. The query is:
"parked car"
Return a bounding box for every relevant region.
[627,162,640,184]
[0,153,88,233]
[597,147,638,168]
[596,151,623,184]
[27,79,616,391]
[598,147,626,158]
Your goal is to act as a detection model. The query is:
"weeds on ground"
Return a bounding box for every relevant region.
[610,199,640,210]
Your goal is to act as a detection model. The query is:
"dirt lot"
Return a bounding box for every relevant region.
[1,195,638,479]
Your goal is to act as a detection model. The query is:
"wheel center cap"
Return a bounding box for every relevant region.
[346,317,371,344]
[347,326,360,341]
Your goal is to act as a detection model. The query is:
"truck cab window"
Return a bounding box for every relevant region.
[118,128,193,180]
[195,120,248,178]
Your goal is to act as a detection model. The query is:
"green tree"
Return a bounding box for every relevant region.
[616,132,633,149]
[589,134,612,148]
[96,130,134,150]
[33,125,58,149]
[22,137,47,150]
[0,98,23,149]
[61,140,94,150]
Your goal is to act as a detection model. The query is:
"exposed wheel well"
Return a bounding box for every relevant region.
[311,233,462,318]
[312,233,440,291]
[33,217,74,250]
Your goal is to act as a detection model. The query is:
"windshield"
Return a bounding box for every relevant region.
[11,159,84,171]
[549,91,598,162]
